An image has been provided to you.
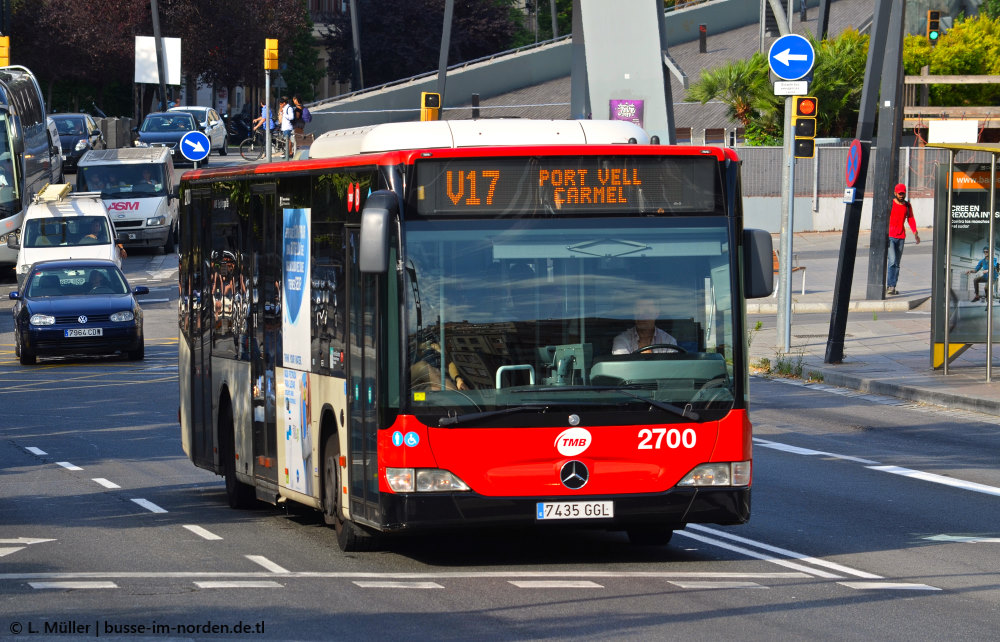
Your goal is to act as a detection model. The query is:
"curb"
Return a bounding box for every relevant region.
[747,296,930,315]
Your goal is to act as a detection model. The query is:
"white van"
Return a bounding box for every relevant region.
[9,183,123,285]
[75,147,177,252]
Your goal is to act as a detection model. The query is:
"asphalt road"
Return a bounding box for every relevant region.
[1,189,998,640]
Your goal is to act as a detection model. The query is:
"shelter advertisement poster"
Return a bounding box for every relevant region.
[932,163,1000,348]
[282,208,311,369]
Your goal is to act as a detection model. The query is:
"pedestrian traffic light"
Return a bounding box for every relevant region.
[0,37,10,68]
[927,10,941,44]
[792,96,817,159]
[264,39,279,71]
[420,92,440,121]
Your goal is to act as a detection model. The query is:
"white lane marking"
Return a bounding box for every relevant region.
[25,447,46,455]
[0,571,808,581]
[131,498,167,513]
[668,581,765,589]
[142,298,171,303]
[675,529,842,579]
[30,581,117,589]
[686,524,882,579]
[246,555,289,574]
[754,438,880,465]
[92,478,120,489]
[0,548,25,558]
[194,581,282,589]
[183,525,223,541]
[56,461,82,471]
[839,582,940,591]
[353,581,444,589]
[924,534,1000,543]
[509,580,602,589]
[869,465,1000,497]
[0,538,55,545]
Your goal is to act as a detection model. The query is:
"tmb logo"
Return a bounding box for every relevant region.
[554,427,592,457]
[107,201,140,211]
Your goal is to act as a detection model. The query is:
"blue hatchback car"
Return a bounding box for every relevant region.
[10,259,148,365]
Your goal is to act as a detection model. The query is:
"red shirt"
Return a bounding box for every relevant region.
[888,198,916,239]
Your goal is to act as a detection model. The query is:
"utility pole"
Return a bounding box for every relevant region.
[825,0,896,364]
[149,0,169,112]
[349,0,364,90]
[436,0,454,102]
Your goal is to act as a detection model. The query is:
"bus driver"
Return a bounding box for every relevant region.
[612,296,677,354]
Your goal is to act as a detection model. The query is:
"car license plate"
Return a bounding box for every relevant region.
[65,328,102,337]
[536,501,613,520]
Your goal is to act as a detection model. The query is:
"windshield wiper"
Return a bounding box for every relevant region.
[512,385,699,421]
[438,404,549,427]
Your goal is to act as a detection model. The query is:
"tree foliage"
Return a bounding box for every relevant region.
[903,14,1000,106]
[326,0,518,89]
[9,0,313,116]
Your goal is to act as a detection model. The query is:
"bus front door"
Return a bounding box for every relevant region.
[346,227,380,525]
[251,188,280,486]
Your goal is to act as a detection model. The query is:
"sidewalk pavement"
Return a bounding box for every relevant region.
[747,228,1000,418]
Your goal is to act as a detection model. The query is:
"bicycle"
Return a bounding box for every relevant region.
[239,128,288,161]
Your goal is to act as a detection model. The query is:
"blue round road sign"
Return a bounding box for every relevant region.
[845,139,862,187]
[768,34,815,81]
[179,130,211,162]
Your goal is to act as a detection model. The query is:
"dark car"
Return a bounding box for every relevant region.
[133,111,203,165]
[50,113,105,172]
[10,259,148,365]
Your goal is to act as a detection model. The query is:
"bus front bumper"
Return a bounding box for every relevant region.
[374,487,750,533]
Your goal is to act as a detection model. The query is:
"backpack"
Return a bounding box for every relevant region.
[302,106,312,123]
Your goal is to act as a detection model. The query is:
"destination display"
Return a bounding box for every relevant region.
[413,156,722,216]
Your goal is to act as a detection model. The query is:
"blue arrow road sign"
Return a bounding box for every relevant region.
[179,130,211,162]
[768,34,815,81]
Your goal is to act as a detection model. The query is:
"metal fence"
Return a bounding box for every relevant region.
[737,146,1000,198]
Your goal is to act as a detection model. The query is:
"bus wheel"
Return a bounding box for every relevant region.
[221,401,255,509]
[626,527,674,546]
[323,434,374,552]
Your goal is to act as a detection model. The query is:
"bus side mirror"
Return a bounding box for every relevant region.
[743,228,773,299]
[359,190,397,274]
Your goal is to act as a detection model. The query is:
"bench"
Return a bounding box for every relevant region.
[771,250,806,297]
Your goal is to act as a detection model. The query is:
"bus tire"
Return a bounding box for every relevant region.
[220,399,255,509]
[323,433,374,552]
[626,527,674,546]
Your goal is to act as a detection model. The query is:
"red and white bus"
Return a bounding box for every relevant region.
[178,119,773,550]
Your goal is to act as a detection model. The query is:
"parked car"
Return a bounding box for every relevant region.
[168,105,228,155]
[133,111,202,165]
[50,113,105,172]
[10,258,147,365]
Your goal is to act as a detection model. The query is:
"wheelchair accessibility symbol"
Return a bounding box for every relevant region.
[392,431,420,447]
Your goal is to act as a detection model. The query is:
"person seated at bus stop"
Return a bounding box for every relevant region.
[410,340,467,390]
[967,246,1000,303]
[612,297,678,354]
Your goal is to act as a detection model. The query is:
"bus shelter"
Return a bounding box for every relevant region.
[928,143,999,381]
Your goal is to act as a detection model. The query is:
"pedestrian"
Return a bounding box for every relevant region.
[279,95,295,159]
[292,96,305,135]
[886,182,919,296]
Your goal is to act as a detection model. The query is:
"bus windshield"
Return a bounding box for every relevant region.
[403,216,736,425]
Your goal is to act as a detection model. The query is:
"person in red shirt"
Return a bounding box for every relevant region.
[886,183,920,295]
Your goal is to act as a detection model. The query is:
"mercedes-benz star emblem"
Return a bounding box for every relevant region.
[78,315,88,324]
[560,460,589,490]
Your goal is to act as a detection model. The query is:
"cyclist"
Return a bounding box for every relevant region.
[251,100,274,134]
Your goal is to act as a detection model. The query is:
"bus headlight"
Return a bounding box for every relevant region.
[386,468,470,493]
[30,314,55,326]
[677,461,751,487]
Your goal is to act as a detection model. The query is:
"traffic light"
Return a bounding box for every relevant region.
[0,37,10,68]
[264,39,279,71]
[927,10,941,44]
[420,92,440,121]
[792,96,817,159]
